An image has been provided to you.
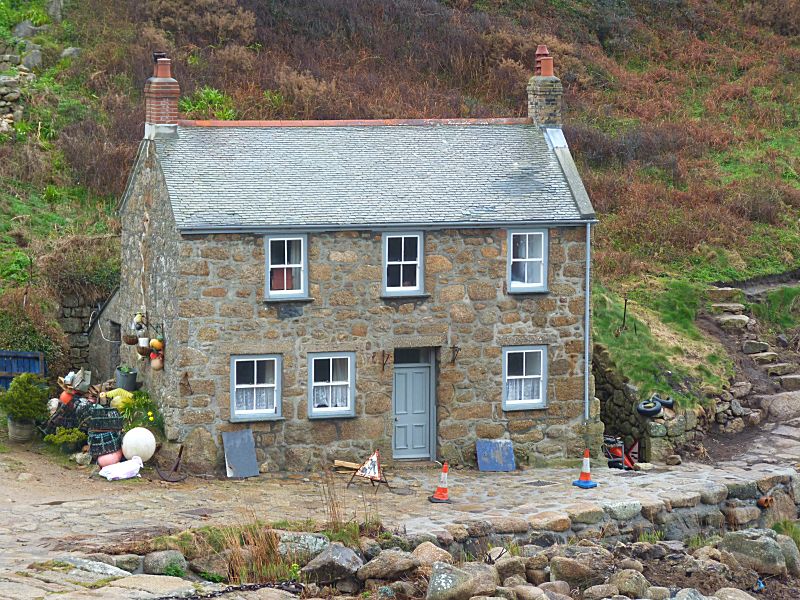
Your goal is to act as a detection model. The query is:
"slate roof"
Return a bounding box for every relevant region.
[153,120,595,232]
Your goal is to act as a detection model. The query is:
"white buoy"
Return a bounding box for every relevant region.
[122,427,156,462]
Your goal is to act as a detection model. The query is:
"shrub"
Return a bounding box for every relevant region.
[44,427,87,446]
[179,86,236,120]
[37,235,121,304]
[117,390,164,434]
[162,561,186,578]
[0,372,50,422]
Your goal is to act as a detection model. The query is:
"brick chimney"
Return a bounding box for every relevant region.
[144,54,180,139]
[527,46,562,127]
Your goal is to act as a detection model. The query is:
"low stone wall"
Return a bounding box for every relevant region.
[0,43,31,132]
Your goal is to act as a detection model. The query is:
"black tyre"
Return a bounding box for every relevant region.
[607,458,625,470]
[659,395,675,409]
[637,399,663,417]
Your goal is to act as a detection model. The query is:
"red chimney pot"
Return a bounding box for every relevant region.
[154,58,172,79]
[539,56,554,77]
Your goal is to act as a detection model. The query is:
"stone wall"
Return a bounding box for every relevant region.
[86,290,121,383]
[0,43,32,132]
[118,154,602,472]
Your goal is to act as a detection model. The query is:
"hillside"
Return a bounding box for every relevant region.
[0,0,799,400]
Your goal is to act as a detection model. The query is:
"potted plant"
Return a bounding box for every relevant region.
[115,365,138,392]
[44,427,87,453]
[0,373,50,443]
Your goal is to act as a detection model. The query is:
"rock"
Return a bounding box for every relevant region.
[22,49,41,69]
[634,462,655,471]
[426,562,477,600]
[674,590,710,600]
[776,534,800,577]
[720,417,745,434]
[714,588,757,600]
[711,303,745,314]
[182,427,221,474]
[750,351,778,364]
[12,20,41,38]
[538,581,569,595]
[665,454,682,466]
[730,398,745,416]
[487,547,507,563]
[377,585,396,600]
[699,483,728,504]
[391,580,419,597]
[618,558,643,572]
[358,550,420,581]
[707,287,742,303]
[142,550,188,575]
[766,363,796,376]
[47,0,63,22]
[779,375,800,391]
[60,47,81,59]
[758,390,800,420]
[494,586,516,600]
[278,531,329,560]
[693,546,721,562]
[511,586,546,600]
[336,577,361,593]
[717,529,787,576]
[114,554,143,573]
[762,490,798,526]
[644,587,670,600]
[584,584,619,600]
[603,501,641,521]
[461,562,500,596]
[730,382,752,398]
[494,557,526,581]
[646,422,667,437]
[716,314,749,330]
[607,569,649,598]
[16,472,33,481]
[360,537,382,561]
[59,556,131,577]
[527,512,571,532]
[413,542,454,569]
[742,340,769,354]
[190,552,229,581]
[502,575,526,588]
[109,574,195,596]
[301,543,363,584]
[746,409,762,426]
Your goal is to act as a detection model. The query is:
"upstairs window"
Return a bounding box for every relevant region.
[382,232,423,296]
[507,229,548,293]
[230,355,282,421]
[502,346,547,410]
[266,234,308,300]
[308,352,356,418]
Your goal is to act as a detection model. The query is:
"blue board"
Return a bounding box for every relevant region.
[476,438,516,472]
[221,429,259,479]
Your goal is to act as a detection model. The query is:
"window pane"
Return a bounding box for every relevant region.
[394,348,422,364]
[506,379,523,401]
[526,261,542,285]
[329,384,349,408]
[523,378,541,401]
[511,261,525,283]
[524,351,542,376]
[387,264,401,287]
[387,237,402,262]
[235,387,254,411]
[256,360,275,385]
[512,234,526,259]
[287,239,302,264]
[236,360,255,385]
[287,267,301,291]
[312,386,330,408]
[332,357,348,382]
[270,267,286,291]
[401,264,417,288]
[313,358,331,383]
[403,236,418,261]
[528,234,543,259]
[254,387,275,411]
[507,352,524,376]
[271,240,286,266]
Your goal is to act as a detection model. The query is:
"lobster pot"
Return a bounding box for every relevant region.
[73,399,94,429]
[88,406,123,431]
[88,431,122,457]
[43,401,78,434]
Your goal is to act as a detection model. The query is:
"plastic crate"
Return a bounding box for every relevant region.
[88,431,121,457]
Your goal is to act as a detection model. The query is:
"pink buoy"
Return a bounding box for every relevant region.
[97,449,123,468]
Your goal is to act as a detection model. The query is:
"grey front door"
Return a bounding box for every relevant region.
[393,365,431,459]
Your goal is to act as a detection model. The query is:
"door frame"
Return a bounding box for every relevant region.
[392,347,437,461]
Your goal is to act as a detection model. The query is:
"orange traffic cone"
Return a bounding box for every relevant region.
[572,449,598,489]
[428,461,452,503]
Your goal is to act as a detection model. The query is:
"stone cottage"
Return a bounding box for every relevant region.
[117,51,600,473]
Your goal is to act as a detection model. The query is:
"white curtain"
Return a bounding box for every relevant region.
[505,378,540,402]
[313,384,349,408]
[236,387,275,412]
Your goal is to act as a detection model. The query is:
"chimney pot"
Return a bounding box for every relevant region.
[539,56,554,77]
[534,45,551,75]
[144,55,180,139]
[154,58,172,79]
[527,48,562,127]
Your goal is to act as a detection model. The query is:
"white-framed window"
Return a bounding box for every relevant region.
[382,232,424,296]
[308,352,356,418]
[230,355,282,421]
[265,234,308,300]
[507,229,548,293]
[502,346,547,410]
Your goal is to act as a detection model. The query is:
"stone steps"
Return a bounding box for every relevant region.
[750,351,779,364]
[767,362,797,376]
[779,374,800,391]
[707,286,744,303]
[743,340,770,354]
[710,302,746,314]
[715,314,749,330]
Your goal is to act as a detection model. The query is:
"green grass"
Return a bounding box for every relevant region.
[163,562,186,578]
[686,533,720,550]
[637,530,664,543]
[631,280,706,340]
[772,520,800,550]
[751,286,800,331]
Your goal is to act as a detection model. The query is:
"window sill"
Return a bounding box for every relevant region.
[502,403,548,412]
[507,288,549,295]
[229,415,285,423]
[380,293,431,300]
[308,413,357,420]
[263,297,315,304]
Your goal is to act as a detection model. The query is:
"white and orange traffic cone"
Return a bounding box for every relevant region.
[428,461,452,503]
[572,449,598,489]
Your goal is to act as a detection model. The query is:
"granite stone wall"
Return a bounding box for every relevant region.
[118,153,601,472]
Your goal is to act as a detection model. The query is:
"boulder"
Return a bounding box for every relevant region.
[717,529,787,576]
[761,490,798,527]
[301,543,363,584]
[510,586,546,600]
[360,537,382,561]
[607,569,649,598]
[494,586,516,600]
[644,587,670,600]
[142,550,188,575]
[189,552,229,581]
[674,590,711,600]
[714,588,757,600]
[494,556,526,581]
[413,542,453,567]
[538,580,569,595]
[60,47,81,59]
[583,584,619,600]
[776,534,800,577]
[716,314,749,330]
[22,48,41,69]
[461,562,500,596]
[426,562,476,600]
[110,574,195,597]
[59,556,130,577]
[12,20,43,38]
[278,531,329,561]
[548,545,612,588]
[749,351,777,364]
[742,340,769,354]
[358,550,420,581]
[114,554,143,573]
[502,575,526,588]
[617,558,643,572]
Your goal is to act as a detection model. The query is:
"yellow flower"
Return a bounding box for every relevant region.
[149,416,155,421]
[147,411,153,416]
